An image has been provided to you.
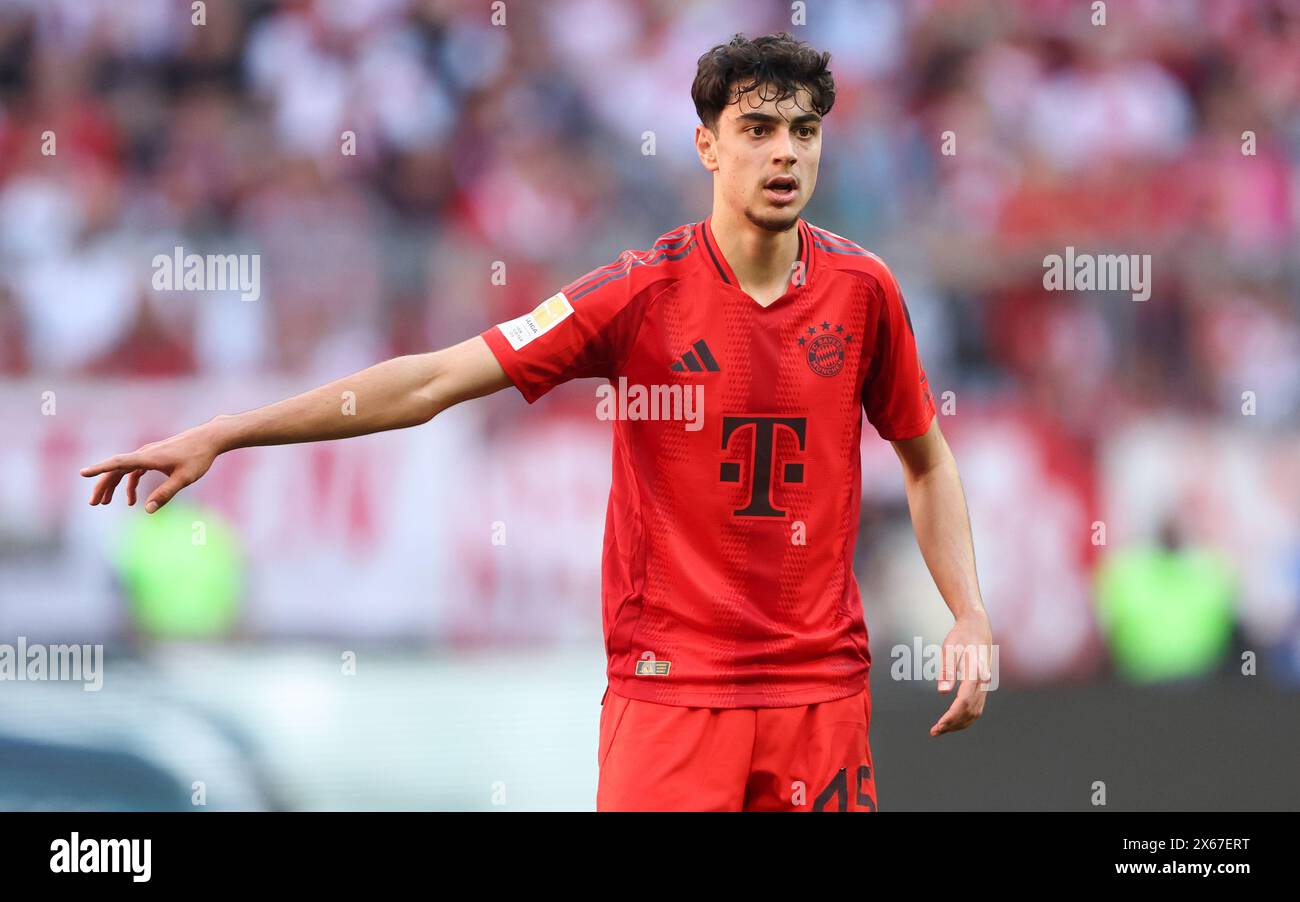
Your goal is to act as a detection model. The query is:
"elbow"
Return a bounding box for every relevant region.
[898,446,955,485]
[410,351,449,425]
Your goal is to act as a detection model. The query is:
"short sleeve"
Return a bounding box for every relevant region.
[861,266,936,440]
[480,262,636,404]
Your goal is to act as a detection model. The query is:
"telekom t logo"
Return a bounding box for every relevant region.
[719,416,807,518]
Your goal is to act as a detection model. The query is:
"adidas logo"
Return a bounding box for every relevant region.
[669,339,720,373]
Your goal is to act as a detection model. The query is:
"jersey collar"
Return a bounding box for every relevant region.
[697,214,813,293]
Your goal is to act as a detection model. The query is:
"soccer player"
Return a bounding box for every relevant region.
[81,32,992,811]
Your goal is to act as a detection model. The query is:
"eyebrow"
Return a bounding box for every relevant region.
[734,112,822,128]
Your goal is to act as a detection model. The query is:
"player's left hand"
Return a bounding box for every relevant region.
[930,610,993,736]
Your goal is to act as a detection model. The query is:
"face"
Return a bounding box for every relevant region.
[696,81,822,232]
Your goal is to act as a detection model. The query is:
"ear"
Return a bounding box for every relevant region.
[694,124,719,173]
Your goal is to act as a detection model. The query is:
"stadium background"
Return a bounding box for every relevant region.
[1,0,1298,810]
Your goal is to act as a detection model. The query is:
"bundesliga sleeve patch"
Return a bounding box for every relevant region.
[496,291,574,350]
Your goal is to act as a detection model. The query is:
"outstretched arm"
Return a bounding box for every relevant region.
[80,335,511,513]
[890,416,993,737]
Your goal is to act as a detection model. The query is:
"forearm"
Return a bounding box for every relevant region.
[900,455,987,622]
[81,336,510,512]
[209,352,443,452]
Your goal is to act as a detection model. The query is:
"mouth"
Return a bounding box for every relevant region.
[763,175,798,204]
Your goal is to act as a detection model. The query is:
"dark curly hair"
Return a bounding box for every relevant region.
[691,32,836,133]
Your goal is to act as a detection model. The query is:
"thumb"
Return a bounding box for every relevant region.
[144,473,189,513]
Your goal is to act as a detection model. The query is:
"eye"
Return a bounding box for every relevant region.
[798,126,816,138]
[748,125,768,137]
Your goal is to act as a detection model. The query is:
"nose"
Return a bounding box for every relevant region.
[772,130,798,166]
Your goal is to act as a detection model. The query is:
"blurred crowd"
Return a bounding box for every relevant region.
[0,0,1295,429]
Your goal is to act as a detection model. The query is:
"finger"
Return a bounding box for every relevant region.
[99,470,128,505]
[931,707,957,735]
[931,702,970,736]
[126,470,144,506]
[144,473,190,513]
[932,690,982,735]
[81,458,124,478]
[954,652,981,704]
[932,685,976,732]
[938,643,958,692]
[936,654,982,732]
[91,471,125,505]
[930,701,972,738]
[81,453,148,478]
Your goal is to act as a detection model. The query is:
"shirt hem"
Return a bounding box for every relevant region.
[605,673,868,709]
[479,325,543,404]
[876,407,935,442]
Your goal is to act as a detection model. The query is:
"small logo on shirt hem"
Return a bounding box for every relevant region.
[635,652,671,676]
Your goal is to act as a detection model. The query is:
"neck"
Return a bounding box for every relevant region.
[709,203,801,294]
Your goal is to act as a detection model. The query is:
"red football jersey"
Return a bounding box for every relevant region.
[480,215,936,707]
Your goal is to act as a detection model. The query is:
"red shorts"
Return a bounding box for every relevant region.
[596,685,877,812]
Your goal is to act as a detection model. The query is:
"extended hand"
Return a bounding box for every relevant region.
[80,423,221,513]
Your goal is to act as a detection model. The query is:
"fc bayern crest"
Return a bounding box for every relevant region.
[797,321,852,377]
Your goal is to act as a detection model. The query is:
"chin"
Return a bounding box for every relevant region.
[745,203,803,232]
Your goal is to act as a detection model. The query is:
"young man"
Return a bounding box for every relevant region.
[82,33,992,811]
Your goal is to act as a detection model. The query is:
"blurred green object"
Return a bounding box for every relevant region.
[1095,544,1236,683]
[114,501,244,639]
